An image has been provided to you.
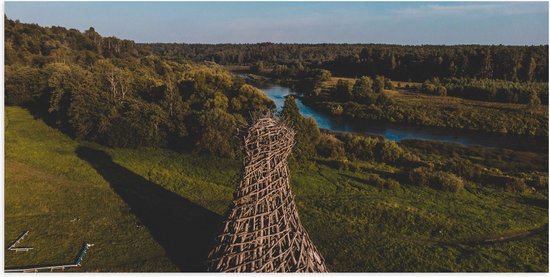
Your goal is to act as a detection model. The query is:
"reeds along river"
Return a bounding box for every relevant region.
[258,83,548,153]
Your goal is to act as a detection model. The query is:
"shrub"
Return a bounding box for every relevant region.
[373,75,385,94]
[375,140,405,163]
[384,78,395,90]
[316,133,346,159]
[505,178,528,193]
[436,85,447,96]
[383,179,401,190]
[376,92,395,105]
[327,103,344,115]
[397,152,422,167]
[420,79,447,96]
[408,167,431,187]
[368,174,385,188]
[531,175,548,190]
[430,171,465,192]
[314,69,332,83]
[446,159,482,180]
[342,134,379,161]
[368,175,401,190]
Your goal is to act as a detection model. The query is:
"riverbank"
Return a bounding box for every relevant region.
[303,93,548,137]
[300,75,548,137]
[246,75,548,152]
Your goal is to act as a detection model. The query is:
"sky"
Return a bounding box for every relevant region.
[4,1,549,45]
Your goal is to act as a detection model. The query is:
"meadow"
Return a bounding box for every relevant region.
[5,106,548,272]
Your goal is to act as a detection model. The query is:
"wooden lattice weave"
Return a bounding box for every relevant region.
[207,116,328,272]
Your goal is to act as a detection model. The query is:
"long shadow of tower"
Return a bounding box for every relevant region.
[76,147,222,272]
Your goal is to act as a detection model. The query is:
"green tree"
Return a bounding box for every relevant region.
[352,76,374,101]
[316,133,345,159]
[197,109,238,158]
[280,96,302,125]
[384,78,395,90]
[5,65,48,105]
[527,91,541,111]
[373,75,385,94]
[281,96,321,159]
[333,79,353,101]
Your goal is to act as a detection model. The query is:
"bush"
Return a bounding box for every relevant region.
[505,178,528,193]
[436,85,447,96]
[408,167,431,187]
[368,174,385,187]
[373,75,385,94]
[420,79,447,96]
[316,133,346,159]
[376,92,394,105]
[375,140,405,163]
[383,179,401,190]
[313,69,332,83]
[368,175,401,190]
[531,175,548,190]
[446,159,482,180]
[430,171,465,192]
[327,103,344,115]
[341,134,379,161]
[397,152,422,167]
[384,78,395,90]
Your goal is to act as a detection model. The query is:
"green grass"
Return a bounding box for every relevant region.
[5,106,548,272]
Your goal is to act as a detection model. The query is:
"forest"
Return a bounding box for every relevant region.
[143,42,549,82]
[4,16,549,272]
[5,17,275,158]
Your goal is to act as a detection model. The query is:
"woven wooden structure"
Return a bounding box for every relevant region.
[207,116,328,272]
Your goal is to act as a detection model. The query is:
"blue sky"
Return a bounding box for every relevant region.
[5,2,549,45]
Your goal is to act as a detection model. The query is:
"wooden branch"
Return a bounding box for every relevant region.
[207,116,328,272]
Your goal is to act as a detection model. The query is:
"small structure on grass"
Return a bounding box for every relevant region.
[7,231,33,252]
[207,116,328,272]
[5,243,94,272]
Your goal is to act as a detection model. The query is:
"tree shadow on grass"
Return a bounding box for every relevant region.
[519,196,549,210]
[76,146,223,272]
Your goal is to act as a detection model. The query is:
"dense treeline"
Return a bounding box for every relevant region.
[315,75,394,105]
[145,42,549,105]
[417,78,547,105]
[142,42,548,82]
[5,17,145,65]
[5,17,274,158]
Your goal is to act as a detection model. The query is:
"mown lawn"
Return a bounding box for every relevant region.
[5,106,548,272]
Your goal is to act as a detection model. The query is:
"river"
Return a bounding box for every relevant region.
[258,83,547,152]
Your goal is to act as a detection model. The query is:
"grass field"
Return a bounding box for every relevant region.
[5,106,548,272]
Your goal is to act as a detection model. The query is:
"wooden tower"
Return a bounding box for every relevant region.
[207,116,328,272]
